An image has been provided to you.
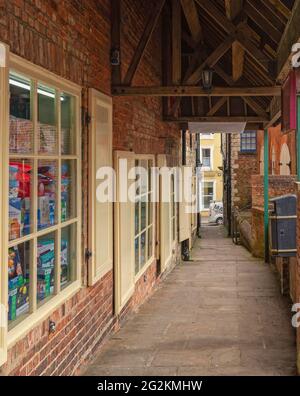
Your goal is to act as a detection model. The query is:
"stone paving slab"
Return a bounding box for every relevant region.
[82,225,297,376]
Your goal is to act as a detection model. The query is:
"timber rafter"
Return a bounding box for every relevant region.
[111,0,296,125]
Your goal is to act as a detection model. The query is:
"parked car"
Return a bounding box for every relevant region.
[209,201,223,225]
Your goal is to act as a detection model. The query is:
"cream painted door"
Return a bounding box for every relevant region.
[179,166,192,242]
[88,89,113,286]
[280,143,291,176]
[114,152,135,314]
[157,155,172,273]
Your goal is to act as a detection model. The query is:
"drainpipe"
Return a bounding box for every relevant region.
[196,133,201,237]
[181,130,190,261]
[264,128,269,263]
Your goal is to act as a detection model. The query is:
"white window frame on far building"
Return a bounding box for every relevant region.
[201,180,216,211]
[201,146,213,170]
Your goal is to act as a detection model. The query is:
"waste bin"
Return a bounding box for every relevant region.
[269,194,297,257]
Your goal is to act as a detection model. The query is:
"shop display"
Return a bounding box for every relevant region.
[37,239,55,301]
[8,246,29,321]
[61,239,69,287]
[9,162,32,240]
[9,116,33,154]
[37,165,56,230]
[61,162,71,222]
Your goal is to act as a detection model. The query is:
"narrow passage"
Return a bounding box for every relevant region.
[83,226,296,376]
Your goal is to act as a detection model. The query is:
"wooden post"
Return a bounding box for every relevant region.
[264,128,269,263]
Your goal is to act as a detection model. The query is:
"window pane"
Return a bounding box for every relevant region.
[147,226,153,260]
[141,199,147,230]
[37,161,58,230]
[140,231,146,267]
[135,201,140,235]
[9,160,33,241]
[148,195,153,227]
[38,84,57,155]
[8,241,31,325]
[61,160,76,222]
[37,233,55,304]
[61,93,76,155]
[135,237,139,275]
[61,224,76,289]
[9,73,34,154]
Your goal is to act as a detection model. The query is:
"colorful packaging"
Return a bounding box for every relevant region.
[8,246,29,321]
[37,239,55,269]
[37,267,53,300]
[9,198,22,240]
[37,196,49,229]
[61,239,69,286]
[9,164,19,198]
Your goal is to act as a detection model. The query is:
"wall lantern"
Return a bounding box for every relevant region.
[202,68,214,92]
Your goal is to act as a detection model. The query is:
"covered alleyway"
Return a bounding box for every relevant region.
[83,226,296,376]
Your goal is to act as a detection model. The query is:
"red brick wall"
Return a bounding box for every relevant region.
[252,175,297,208]
[296,185,300,374]
[0,0,181,376]
[234,152,258,209]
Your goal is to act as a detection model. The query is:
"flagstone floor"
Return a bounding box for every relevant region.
[83,225,297,376]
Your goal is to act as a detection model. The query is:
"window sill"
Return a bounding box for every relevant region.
[8,280,81,348]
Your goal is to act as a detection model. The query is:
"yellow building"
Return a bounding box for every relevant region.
[199,133,223,219]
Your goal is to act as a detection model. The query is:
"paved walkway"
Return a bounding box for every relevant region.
[83,226,297,376]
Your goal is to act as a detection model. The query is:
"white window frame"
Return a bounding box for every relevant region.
[4,51,82,350]
[200,133,214,140]
[201,146,213,170]
[114,152,156,314]
[201,180,216,211]
[134,155,156,281]
[88,89,113,286]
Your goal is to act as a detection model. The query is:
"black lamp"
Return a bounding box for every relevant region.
[202,68,213,92]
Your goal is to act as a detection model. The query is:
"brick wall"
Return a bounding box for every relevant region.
[230,134,257,210]
[252,175,297,208]
[0,0,181,376]
[296,183,300,374]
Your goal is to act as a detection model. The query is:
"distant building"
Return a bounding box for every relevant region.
[199,133,223,219]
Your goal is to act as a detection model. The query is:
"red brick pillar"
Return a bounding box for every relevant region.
[296,183,300,374]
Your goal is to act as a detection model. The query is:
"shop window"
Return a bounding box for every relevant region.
[134,159,155,276]
[7,59,81,338]
[202,181,214,210]
[240,131,257,153]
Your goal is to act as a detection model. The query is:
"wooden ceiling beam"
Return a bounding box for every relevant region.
[172,0,181,85]
[207,97,228,116]
[277,0,300,81]
[187,35,235,84]
[181,0,203,43]
[268,0,291,19]
[242,97,269,118]
[112,85,281,97]
[123,0,166,85]
[196,0,273,72]
[244,1,282,44]
[225,0,245,82]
